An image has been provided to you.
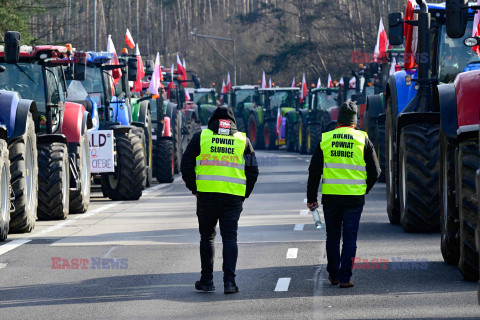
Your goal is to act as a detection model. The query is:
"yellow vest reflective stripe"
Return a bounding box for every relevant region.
[195,129,247,196]
[320,127,367,195]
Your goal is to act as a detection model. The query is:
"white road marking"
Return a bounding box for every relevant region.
[274,278,291,291]
[294,224,304,231]
[0,262,7,269]
[103,246,118,258]
[306,160,310,163]
[300,210,309,215]
[286,248,298,259]
[303,198,307,203]
[0,239,31,257]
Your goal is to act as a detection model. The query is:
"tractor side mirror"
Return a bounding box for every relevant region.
[388,12,404,46]
[4,31,21,64]
[127,58,137,81]
[446,0,468,39]
[73,52,86,81]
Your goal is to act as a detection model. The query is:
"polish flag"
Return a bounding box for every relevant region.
[132,45,145,93]
[147,52,161,98]
[316,77,321,89]
[221,80,227,94]
[389,57,397,76]
[177,54,187,88]
[373,18,388,62]
[226,72,232,92]
[349,77,356,89]
[291,77,296,88]
[276,107,282,136]
[125,29,135,49]
[404,0,418,70]
[300,74,307,102]
[472,0,480,57]
[338,77,344,87]
[261,71,266,88]
[327,74,333,88]
[167,64,175,100]
[106,35,122,87]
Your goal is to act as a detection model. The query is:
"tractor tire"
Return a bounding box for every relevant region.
[69,131,91,214]
[297,116,307,154]
[37,142,70,220]
[101,129,146,200]
[172,111,183,174]
[248,113,265,150]
[154,139,174,183]
[132,126,148,189]
[306,124,322,155]
[285,112,295,152]
[264,121,278,150]
[8,112,38,233]
[236,115,246,133]
[377,118,386,183]
[398,123,440,233]
[458,139,479,282]
[385,99,400,225]
[0,139,10,241]
[439,132,459,265]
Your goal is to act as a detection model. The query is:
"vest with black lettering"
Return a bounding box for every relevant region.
[320,127,367,195]
[195,129,247,196]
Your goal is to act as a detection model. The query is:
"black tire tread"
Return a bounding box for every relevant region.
[154,139,174,183]
[307,124,322,155]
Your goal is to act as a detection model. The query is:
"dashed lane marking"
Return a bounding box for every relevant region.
[0,239,31,257]
[303,198,307,204]
[300,210,309,215]
[286,248,298,259]
[294,224,305,231]
[274,278,291,292]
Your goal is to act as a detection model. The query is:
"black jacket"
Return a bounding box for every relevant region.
[181,106,259,199]
[307,129,381,207]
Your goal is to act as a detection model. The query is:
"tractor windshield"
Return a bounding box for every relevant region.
[316,91,338,110]
[438,21,479,84]
[269,90,298,109]
[0,62,46,113]
[194,92,215,106]
[234,89,255,107]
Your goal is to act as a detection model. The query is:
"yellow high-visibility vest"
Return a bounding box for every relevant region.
[195,129,247,196]
[320,127,367,195]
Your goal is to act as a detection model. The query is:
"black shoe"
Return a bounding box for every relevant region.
[224,281,239,294]
[195,280,215,292]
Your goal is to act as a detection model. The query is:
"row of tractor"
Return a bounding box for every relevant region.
[0,32,207,242]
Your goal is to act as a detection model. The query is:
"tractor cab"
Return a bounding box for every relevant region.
[193,88,217,126]
[228,85,259,133]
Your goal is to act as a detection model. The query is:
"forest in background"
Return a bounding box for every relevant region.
[1,0,444,90]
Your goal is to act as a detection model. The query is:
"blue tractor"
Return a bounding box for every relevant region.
[385,0,480,232]
[66,52,146,200]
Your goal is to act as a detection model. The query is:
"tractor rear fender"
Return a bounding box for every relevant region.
[395,112,440,157]
[435,83,458,140]
[390,70,418,115]
[185,108,197,122]
[454,69,480,129]
[12,99,39,139]
[0,90,39,139]
[457,124,479,142]
[377,113,386,126]
[62,102,91,144]
[165,102,178,120]
[111,125,134,135]
[111,96,131,125]
[366,94,384,120]
[131,100,150,124]
[37,133,67,145]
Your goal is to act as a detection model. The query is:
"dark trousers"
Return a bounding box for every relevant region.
[323,204,363,283]
[196,193,243,283]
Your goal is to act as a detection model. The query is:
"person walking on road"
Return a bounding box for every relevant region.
[181,106,259,294]
[307,101,380,288]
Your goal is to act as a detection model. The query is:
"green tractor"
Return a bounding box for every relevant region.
[193,88,218,127]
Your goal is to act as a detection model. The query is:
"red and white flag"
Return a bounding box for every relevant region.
[125,29,135,49]
[338,77,344,87]
[132,45,145,93]
[472,0,480,57]
[404,0,418,70]
[226,72,232,92]
[107,35,122,87]
[389,57,397,76]
[316,77,321,89]
[147,52,162,98]
[167,64,175,100]
[327,74,333,88]
[261,71,266,88]
[373,18,388,62]
[276,107,282,136]
[300,74,307,102]
[291,77,296,88]
[221,80,227,94]
[177,54,187,88]
[349,77,356,89]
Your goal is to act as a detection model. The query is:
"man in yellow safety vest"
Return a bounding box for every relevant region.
[307,101,380,288]
[181,106,259,294]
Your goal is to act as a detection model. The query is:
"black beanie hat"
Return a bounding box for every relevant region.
[338,101,358,126]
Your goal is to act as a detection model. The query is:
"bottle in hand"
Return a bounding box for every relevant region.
[311,207,324,230]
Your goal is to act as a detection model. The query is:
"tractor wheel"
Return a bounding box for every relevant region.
[132,126,148,189]
[385,99,400,225]
[69,131,91,214]
[101,129,146,201]
[0,139,10,241]
[144,109,153,187]
[306,124,322,155]
[248,113,265,150]
[458,138,479,282]
[377,118,386,183]
[8,112,37,232]
[297,116,307,154]
[439,132,459,265]
[37,142,70,220]
[264,122,278,150]
[398,123,440,233]
[236,115,246,133]
[154,139,174,183]
[285,112,295,152]
[172,111,183,174]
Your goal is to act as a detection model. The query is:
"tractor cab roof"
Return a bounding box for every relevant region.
[311,87,339,93]
[232,85,257,91]
[195,88,216,93]
[86,51,114,66]
[258,87,300,92]
[0,45,68,62]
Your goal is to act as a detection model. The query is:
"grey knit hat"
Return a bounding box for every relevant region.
[338,100,358,126]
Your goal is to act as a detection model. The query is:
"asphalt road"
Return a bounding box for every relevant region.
[0,150,479,320]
